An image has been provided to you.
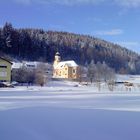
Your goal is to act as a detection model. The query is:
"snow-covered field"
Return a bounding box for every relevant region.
[1,79,140,140]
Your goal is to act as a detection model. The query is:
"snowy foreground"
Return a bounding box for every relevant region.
[1,81,140,140]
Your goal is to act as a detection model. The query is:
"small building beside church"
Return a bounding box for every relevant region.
[0,57,12,82]
[53,52,79,79]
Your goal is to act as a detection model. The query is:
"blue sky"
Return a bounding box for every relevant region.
[0,0,140,52]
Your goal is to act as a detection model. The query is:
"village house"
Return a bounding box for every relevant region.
[12,61,39,70]
[12,61,53,80]
[0,57,12,82]
[53,52,79,79]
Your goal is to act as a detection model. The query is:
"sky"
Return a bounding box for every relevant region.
[0,0,140,52]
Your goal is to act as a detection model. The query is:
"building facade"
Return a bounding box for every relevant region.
[0,57,12,82]
[53,52,79,79]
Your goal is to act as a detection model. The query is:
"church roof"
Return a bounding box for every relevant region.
[55,60,78,69]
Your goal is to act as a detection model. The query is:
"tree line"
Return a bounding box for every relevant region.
[0,22,140,74]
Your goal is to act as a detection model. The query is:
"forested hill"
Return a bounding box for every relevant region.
[0,23,140,74]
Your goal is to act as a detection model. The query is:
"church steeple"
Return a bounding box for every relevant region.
[53,52,61,68]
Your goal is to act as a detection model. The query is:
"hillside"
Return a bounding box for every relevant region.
[0,23,140,74]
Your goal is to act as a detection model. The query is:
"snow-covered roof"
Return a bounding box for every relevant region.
[55,60,78,69]
[12,62,23,69]
[24,61,38,68]
[12,61,49,69]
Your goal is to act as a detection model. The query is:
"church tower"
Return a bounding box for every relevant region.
[53,52,61,68]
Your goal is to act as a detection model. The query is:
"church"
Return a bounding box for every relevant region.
[53,52,79,79]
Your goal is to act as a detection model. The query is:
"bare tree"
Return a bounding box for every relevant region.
[12,66,35,84]
[87,61,116,91]
[78,66,87,83]
[87,60,96,83]
[106,67,116,91]
[35,72,45,87]
[35,63,47,86]
[95,61,103,91]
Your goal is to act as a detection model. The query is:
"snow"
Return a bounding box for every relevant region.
[1,79,140,140]
[117,74,140,84]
